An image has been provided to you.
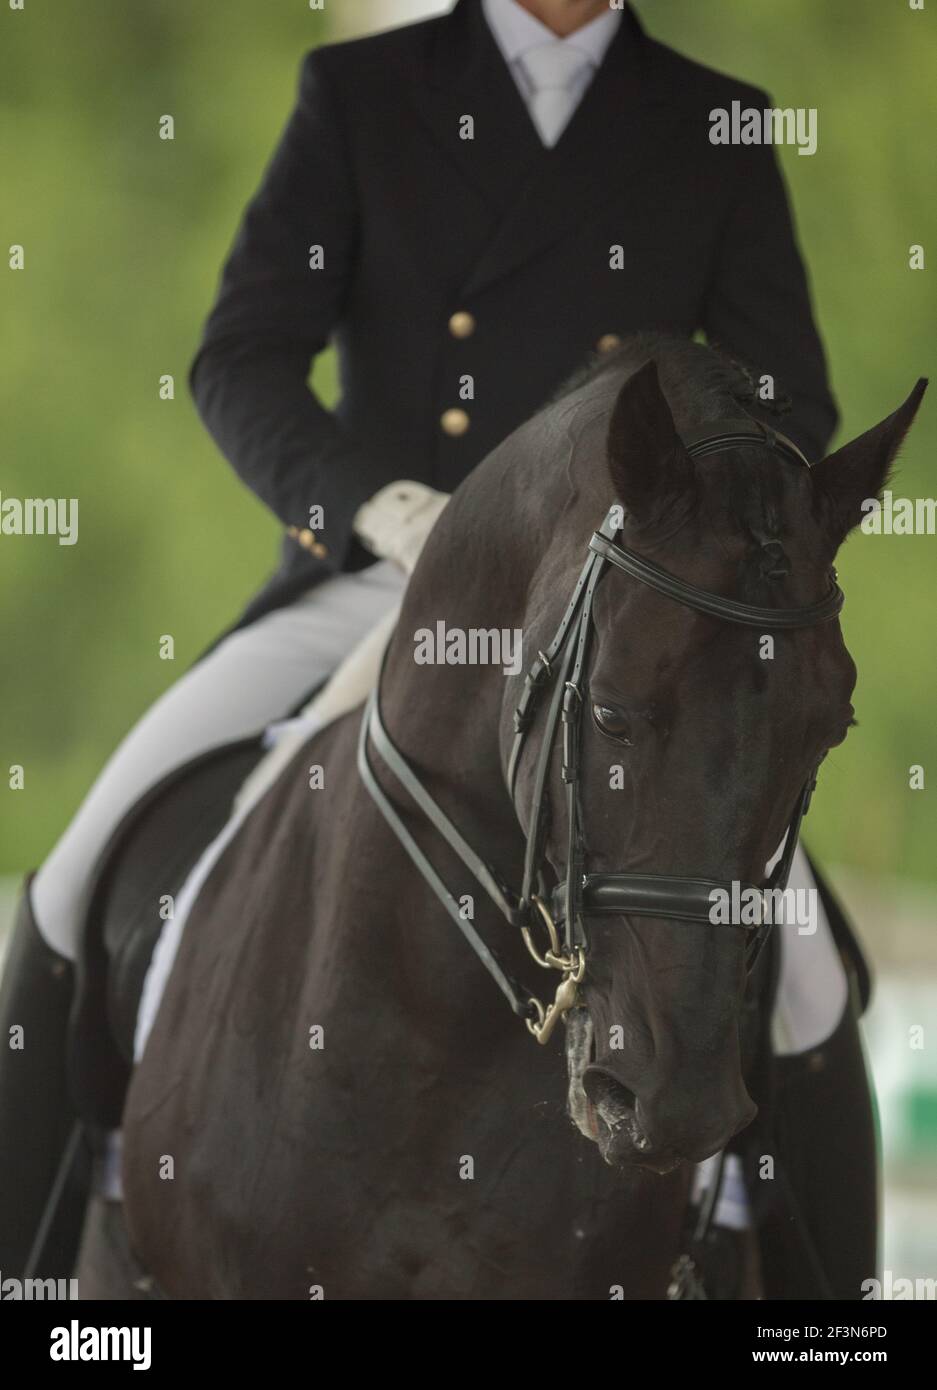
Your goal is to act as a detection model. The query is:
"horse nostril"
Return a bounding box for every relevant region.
[579,1063,757,1170]
[582,1066,636,1119]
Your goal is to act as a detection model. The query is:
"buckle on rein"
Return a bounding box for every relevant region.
[521,895,585,1045]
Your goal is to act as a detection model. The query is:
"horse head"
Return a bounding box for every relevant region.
[522,353,925,1172]
[375,335,924,1177]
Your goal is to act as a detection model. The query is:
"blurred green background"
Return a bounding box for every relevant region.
[1,0,933,882]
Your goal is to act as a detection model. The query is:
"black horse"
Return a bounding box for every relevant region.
[61,335,923,1298]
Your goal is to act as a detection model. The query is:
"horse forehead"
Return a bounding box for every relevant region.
[705,454,817,541]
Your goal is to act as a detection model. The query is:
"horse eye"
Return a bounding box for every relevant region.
[592,703,633,745]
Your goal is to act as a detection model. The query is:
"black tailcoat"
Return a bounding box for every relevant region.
[190,0,837,630]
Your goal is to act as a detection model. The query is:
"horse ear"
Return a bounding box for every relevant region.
[606,361,694,524]
[811,379,927,546]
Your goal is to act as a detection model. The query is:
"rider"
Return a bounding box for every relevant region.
[0,0,864,1292]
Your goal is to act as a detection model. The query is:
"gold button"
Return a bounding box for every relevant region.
[448,310,476,339]
[441,408,470,437]
[596,333,622,354]
[288,526,328,559]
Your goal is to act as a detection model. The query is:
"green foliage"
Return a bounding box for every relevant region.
[1,2,332,868]
[1,1,934,884]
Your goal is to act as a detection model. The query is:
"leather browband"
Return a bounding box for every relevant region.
[589,533,845,629]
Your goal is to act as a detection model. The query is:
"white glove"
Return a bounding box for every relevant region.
[352,479,450,575]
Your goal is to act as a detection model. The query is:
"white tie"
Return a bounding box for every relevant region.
[520,41,592,148]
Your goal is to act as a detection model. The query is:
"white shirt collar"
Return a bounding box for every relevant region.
[482,0,621,69]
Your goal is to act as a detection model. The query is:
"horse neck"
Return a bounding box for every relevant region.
[354,464,581,1061]
[378,449,577,864]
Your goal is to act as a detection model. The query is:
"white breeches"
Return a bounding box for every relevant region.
[32,561,408,962]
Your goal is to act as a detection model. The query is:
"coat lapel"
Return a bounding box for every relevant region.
[406,0,547,220]
[459,4,675,298]
[398,1,676,298]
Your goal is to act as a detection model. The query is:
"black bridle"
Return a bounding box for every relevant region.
[358,418,845,1043]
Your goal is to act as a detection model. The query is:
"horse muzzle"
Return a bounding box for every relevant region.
[565,1008,757,1173]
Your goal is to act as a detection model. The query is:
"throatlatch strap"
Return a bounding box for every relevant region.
[507,542,602,799]
[560,549,607,949]
[520,632,577,912]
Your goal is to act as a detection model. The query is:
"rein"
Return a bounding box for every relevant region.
[358,419,844,1044]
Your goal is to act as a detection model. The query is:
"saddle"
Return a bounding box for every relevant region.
[69,736,266,1127]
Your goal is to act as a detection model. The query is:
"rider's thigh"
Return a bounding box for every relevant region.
[32,561,406,957]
